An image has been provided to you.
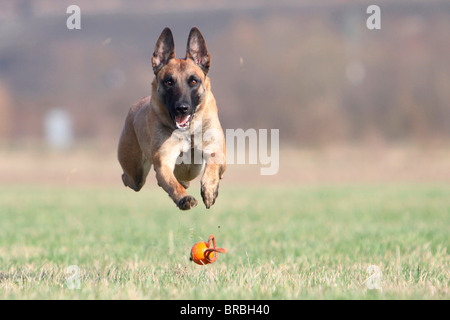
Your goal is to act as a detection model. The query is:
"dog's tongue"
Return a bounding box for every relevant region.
[175,115,190,126]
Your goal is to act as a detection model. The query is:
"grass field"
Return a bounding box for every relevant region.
[0,183,448,299]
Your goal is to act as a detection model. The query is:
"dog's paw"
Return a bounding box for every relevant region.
[201,182,219,209]
[177,195,198,210]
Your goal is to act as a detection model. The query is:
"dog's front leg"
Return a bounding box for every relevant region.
[152,154,198,211]
[201,153,226,209]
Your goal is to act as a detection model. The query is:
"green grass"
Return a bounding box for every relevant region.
[0,184,448,299]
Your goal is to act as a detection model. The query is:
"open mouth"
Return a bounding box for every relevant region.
[175,114,191,129]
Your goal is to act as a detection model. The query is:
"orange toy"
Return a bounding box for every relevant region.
[190,235,227,265]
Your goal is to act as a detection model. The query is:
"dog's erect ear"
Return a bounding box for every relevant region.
[152,28,175,74]
[186,27,210,74]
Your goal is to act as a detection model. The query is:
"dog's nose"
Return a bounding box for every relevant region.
[175,103,191,114]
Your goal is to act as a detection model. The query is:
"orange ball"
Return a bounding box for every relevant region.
[190,241,217,265]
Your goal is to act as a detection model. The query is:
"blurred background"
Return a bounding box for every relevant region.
[0,0,449,187]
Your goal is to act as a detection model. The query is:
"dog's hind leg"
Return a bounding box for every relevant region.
[121,158,151,192]
[118,107,152,192]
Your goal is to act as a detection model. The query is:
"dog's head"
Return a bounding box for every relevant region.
[152,27,210,130]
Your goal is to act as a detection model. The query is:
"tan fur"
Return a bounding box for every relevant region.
[118,29,226,210]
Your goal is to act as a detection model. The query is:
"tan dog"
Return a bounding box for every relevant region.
[118,27,226,210]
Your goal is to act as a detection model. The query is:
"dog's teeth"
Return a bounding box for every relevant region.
[175,115,191,129]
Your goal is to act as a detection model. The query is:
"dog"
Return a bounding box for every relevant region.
[117,27,226,210]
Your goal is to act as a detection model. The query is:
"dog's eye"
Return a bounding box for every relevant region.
[164,79,174,87]
[188,78,199,87]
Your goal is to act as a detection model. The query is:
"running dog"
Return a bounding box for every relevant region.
[118,27,226,210]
